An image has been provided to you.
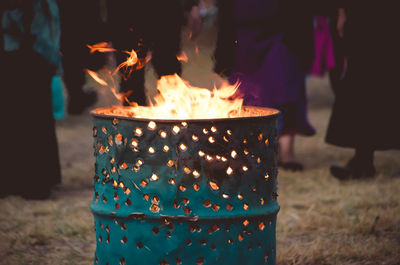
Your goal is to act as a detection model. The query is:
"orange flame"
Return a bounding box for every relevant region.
[176,51,189,63]
[125,74,243,119]
[87,45,243,119]
[86,70,108,86]
[87,42,116,54]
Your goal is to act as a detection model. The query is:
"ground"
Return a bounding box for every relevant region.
[1,25,399,265]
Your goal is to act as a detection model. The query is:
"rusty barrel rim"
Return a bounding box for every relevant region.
[90,105,280,123]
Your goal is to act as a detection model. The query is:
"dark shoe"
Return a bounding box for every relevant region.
[330,159,376,181]
[278,161,304,172]
[68,90,97,115]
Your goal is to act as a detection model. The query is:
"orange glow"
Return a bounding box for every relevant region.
[114,49,151,77]
[86,70,108,86]
[87,42,116,54]
[176,51,189,63]
[87,45,245,119]
[129,74,243,119]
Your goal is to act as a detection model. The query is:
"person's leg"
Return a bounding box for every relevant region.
[278,133,303,171]
[330,147,376,180]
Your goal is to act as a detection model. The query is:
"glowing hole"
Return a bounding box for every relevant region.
[140,179,148,187]
[203,128,209,134]
[226,167,233,175]
[238,193,243,200]
[148,147,155,154]
[227,239,233,244]
[242,165,248,171]
[193,170,200,178]
[222,193,229,199]
[206,155,213,161]
[147,121,156,130]
[208,136,215,143]
[102,127,107,134]
[211,126,217,132]
[184,207,191,214]
[121,236,127,244]
[259,222,265,231]
[243,203,249,210]
[192,134,199,141]
[226,204,233,211]
[223,136,229,142]
[114,193,119,201]
[211,204,220,211]
[159,130,167,138]
[167,160,174,167]
[115,134,123,145]
[179,185,186,192]
[125,188,131,195]
[168,178,175,185]
[184,167,191,174]
[198,150,205,157]
[216,155,221,160]
[143,194,149,201]
[258,133,263,141]
[260,198,265,205]
[243,139,247,144]
[182,198,189,205]
[150,204,160,213]
[231,150,237,159]
[238,234,244,241]
[163,145,169,152]
[172,126,180,134]
[227,129,232,135]
[257,157,261,164]
[265,139,269,145]
[244,149,249,155]
[243,220,249,226]
[265,174,270,180]
[209,181,219,190]
[111,166,116,174]
[196,257,205,265]
[203,200,211,207]
[193,183,200,191]
[179,143,187,151]
[120,163,128,170]
[181,121,188,127]
[150,174,159,181]
[112,180,118,188]
[135,128,143,136]
[152,196,160,204]
[221,157,227,162]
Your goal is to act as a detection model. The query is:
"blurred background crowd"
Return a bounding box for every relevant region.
[1,0,399,199]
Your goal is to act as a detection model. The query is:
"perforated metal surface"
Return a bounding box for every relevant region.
[91,106,280,265]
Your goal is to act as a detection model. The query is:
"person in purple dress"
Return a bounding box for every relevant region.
[214,0,316,171]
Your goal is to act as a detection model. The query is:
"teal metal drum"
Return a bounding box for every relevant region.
[91,106,280,265]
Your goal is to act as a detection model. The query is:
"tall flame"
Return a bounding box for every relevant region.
[131,74,242,119]
[86,42,243,119]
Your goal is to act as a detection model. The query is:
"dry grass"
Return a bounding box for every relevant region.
[1,25,399,265]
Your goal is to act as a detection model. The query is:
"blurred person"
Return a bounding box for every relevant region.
[57,0,105,115]
[0,0,62,199]
[213,0,316,171]
[326,5,400,180]
[105,0,201,106]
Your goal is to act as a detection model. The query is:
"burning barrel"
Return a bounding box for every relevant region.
[91,105,280,265]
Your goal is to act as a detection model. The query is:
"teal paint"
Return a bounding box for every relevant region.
[91,107,280,265]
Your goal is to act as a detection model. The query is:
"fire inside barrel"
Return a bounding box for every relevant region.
[88,43,280,265]
[91,106,279,265]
